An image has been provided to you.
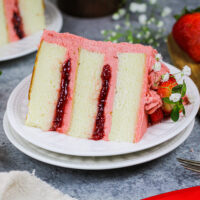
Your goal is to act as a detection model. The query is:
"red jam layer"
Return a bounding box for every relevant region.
[51,59,71,131]
[12,2,25,39]
[92,64,111,140]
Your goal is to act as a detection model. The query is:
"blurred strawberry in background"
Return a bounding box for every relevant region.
[172,8,200,62]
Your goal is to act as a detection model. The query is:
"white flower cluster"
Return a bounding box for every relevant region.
[138,14,147,25]
[161,7,172,17]
[112,8,126,20]
[153,62,161,72]
[182,65,191,76]
[169,65,191,102]
[153,53,162,72]
[149,0,157,4]
[155,53,162,61]
[174,65,191,83]
[129,3,147,13]
[169,93,181,102]
[161,73,169,82]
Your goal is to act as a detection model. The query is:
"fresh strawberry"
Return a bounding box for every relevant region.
[162,102,174,116]
[157,76,178,98]
[172,10,200,62]
[149,108,164,124]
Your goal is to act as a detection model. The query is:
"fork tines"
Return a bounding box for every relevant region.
[177,158,200,173]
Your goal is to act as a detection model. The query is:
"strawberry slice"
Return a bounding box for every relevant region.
[157,76,178,116]
[149,108,164,124]
[157,76,178,98]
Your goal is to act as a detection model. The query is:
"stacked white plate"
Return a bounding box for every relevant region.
[3,63,200,170]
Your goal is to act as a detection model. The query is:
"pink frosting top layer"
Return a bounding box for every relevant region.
[4,0,19,42]
[41,30,158,142]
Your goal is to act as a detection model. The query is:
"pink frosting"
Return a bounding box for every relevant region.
[145,90,162,114]
[41,30,164,142]
[148,63,169,90]
[144,62,169,115]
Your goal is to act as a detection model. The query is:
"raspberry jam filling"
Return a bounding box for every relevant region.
[51,59,71,131]
[12,2,25,39]
[92,64,111,140]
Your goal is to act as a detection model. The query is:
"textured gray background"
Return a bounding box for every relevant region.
[0,0,200,199]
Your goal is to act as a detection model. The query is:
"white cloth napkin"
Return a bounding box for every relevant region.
[0,171,76,200]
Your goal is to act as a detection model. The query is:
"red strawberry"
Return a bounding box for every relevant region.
[162,102,174,116]
[149,108,164,124]
[172,12,200,62]
[157,76,178,98]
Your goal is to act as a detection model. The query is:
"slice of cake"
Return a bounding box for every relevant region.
[26,30,165,143]
[0,0,8,46]
[0,0,45,46]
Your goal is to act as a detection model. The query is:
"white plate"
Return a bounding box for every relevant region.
[3,112,195,170]
[6,63,200,157]
[0,1,63,61]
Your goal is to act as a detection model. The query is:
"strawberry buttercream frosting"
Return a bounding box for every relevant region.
[145,90,162,114]
[145,62,169,115]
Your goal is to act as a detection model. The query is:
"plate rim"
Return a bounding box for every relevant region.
[0,1,63,62]
[3,112,195,170]
[6,63,200,157]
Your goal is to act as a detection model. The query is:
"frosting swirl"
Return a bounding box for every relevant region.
[145,90,162,115]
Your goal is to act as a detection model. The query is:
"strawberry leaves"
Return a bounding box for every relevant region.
[174,6,200,20]
[172,81,186,97]
[171,105,180,122]
[162,80,187,122]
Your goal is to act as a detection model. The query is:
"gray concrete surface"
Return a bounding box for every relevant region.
[0,0,200,199]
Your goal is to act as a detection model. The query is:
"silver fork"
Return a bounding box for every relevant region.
[177,158,200,173]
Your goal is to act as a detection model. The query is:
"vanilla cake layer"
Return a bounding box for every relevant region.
[109,53,146,143]
[18,0,45,36]
[26,30,158,143]
[69,49,104,138]
[0,0,8,46]
[26,41,67,130]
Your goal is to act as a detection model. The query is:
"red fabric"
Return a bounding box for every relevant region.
[143,186,200,200]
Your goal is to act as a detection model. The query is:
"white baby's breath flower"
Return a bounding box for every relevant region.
[149,39,153,44]
[136,33,142,39]
[174,73,183,84]
[138,3,147,12]
[101,30,105,35]
[129,3,147,13]
[156,42,160,47]
[182,65,191,76]
[149,0,157,5]
[138,14,147,25]
[111,32,117,37]
[161,7,172,17]
[112,13,120,20]
[161,73,169,82]
[155,34,160,39]
[115,24,121,30]
[157,21,164,28]
[150,17,156,23]
[145,31,151,39]
[169,93,181,102]
[153,62,161,72]
[155,53,162,61]
[118,8,126,17]
[147,17,156,25]
[125,21,131,28]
